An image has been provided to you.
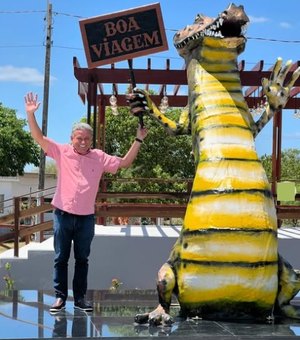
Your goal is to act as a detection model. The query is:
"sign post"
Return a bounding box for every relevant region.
[79,3,168,68]
[79,3,169,127]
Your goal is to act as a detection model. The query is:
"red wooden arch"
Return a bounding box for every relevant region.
[73,57,300,199]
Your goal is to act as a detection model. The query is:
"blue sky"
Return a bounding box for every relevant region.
[0,0,299,170]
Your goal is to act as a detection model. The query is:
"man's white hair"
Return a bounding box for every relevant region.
[71,122,93,136]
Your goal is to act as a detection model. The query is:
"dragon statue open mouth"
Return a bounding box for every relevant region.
[174,3,249,56]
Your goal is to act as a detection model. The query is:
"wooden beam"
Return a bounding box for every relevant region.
[74,65,300,87]
[96,203,187,218]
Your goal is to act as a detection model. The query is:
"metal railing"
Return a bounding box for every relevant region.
[1,178,300,257]
[0,187,55,257]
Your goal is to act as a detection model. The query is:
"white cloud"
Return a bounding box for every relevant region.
[248,15,269,24]
[284,131,300,140]
[280,22,292,29]
[0,65,56,84]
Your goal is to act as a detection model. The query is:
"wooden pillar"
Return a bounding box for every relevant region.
[98,95,106,150]
[271,110,282,194]
[13,197,20,257]
[86,76,98,148]
[272,109,282,226]
[96,96,107,225]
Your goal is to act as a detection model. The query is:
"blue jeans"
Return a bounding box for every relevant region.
[53,209,95,302]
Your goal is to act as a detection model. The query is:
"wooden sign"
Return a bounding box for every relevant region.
[79,3,168,68]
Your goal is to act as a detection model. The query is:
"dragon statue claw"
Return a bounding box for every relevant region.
[256,58,300,137]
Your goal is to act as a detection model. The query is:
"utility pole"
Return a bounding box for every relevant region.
[38,0,52,190]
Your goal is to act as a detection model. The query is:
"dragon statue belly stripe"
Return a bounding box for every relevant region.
[128,3,300,324]
[174,37,278,316]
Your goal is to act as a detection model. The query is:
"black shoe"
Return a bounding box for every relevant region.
[74,299,93,312]
[50,298,66,314]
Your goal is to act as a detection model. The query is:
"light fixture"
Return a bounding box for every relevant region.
[159,87,169,114]
[109,94,119,115]
[250,90,266,117]
[293,109,300,119]
[293,94,300,119]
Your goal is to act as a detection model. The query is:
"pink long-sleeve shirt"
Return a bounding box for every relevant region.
[46,138,122,215]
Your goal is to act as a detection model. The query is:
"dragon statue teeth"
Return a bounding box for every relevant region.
[128,3,300,324]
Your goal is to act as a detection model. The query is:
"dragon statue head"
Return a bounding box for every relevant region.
[173,3,250,58]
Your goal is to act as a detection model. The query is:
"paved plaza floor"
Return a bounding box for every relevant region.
[1,290,300,339]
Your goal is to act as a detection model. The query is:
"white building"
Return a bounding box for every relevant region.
[0,173,57,217]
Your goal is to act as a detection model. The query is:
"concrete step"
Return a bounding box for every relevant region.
[0,224,181,291]
[1,225,300,292]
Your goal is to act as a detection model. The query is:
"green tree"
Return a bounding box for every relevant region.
[260,153,272,180]
[103,107,194,190]
[32,160,57,176]
[44,160,57,175]
[260,148,300,182]
[0,103,39,176]
[260,148,300,227]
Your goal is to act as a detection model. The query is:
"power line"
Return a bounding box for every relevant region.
[0,45,42,48]
[1,34,300,51]
[247,37,300,44]
[1,9,300,45]
[53,11,83,19]
[0,10,46,14]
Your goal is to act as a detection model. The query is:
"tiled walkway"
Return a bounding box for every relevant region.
[1,290,300,339]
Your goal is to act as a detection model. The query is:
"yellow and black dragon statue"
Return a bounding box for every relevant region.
[128,3,300,324]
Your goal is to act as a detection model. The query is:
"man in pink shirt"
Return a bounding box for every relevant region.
[25,92,148,314]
